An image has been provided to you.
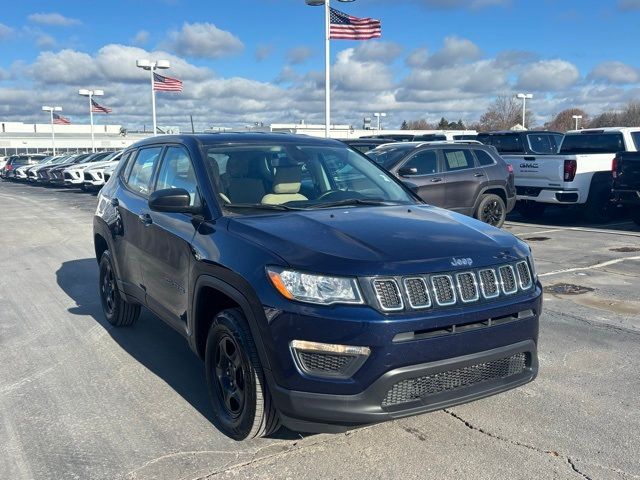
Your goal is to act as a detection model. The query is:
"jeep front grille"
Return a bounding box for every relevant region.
[369,261,534,312]
[372,279,403,311]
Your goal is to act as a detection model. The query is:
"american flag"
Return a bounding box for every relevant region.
[330,7,381,40]
[153,72,183,92]
[53,113,71,125]
[91,98,112,114]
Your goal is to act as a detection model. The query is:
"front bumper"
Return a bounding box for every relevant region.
[272,339,537,432]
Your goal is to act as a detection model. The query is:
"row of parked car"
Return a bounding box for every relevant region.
[349,127,640,226]
[0,150,123,191]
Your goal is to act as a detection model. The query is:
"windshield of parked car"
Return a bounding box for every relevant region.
[559,133,626,154]
[202,143,416,212]
[366,144,416,169]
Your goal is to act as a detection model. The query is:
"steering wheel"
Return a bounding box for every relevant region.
[316,190,365,202]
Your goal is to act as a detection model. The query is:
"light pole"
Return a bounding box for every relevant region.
[136,59,171,135]
[516,93,533,129]
[373,112,386,132]
[78,89,104,152]
[42,106,62,155]
[572,114,583,130]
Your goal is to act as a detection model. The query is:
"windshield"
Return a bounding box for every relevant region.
[560,133,625,154]
[203,143,416,213]
[366,144,415,169]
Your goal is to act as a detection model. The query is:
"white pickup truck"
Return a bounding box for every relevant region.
[501,128,640,222]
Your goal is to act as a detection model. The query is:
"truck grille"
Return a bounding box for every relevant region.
[381,353,528,408]
[372,279,403,311]
[369,262,533,312]
[499,265,518,294]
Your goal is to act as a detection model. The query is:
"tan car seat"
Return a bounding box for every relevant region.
[261,165,308,205]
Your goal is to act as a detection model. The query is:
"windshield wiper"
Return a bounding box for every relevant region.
[222,203,305,211]
[313,198,405,209]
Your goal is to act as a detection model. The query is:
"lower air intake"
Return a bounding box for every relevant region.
[381,353,528,408]
[297,351,353,376]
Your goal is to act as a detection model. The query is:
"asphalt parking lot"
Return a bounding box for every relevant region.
[1,180,639,480]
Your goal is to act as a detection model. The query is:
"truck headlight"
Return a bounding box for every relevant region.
[267,267,363,305]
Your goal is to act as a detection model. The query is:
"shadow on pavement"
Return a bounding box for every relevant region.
[55,258,303,441]
[506,204,640,232]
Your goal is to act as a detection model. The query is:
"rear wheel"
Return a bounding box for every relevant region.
[518,201,547,220]
[205,308,280,440]
[99,251,140,327]
[475,194,506,228]
[582,183,614,223]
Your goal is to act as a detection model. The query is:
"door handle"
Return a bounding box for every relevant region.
[430,178,443,183]
[138,213,153,226]
[474,173,485,177]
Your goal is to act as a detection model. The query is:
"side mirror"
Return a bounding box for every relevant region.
[148,188,198,214]
[398,166,418,177]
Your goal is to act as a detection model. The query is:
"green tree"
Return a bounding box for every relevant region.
[400,120,409,130]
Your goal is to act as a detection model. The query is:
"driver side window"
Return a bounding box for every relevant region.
[154,146,199,206]
[403,150,439,175]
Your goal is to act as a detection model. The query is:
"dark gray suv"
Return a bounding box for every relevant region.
[367,142,516,227]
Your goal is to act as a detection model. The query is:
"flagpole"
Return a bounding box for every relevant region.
[325,0,330,139]
[89,93,96,152]
[150,65,157,136]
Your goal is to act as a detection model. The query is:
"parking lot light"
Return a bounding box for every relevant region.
[42,105,62,155]
[136,59,171,136]
[516,93,533,129]
[373,112,386,132]
[572,114,583,130]
[78,89,104,152]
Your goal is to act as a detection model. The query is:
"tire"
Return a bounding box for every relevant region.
[582,183,614,223]
[475,194,507,228]
[98,251,140,327]
[205,308,280,440]
[518,201,547,220]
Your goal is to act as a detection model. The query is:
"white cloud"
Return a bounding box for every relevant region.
[255,44,272,62]
[132,30,149,46]
[0,23,13,40]
[164,22,243,59]
[517,60,580,91]
[287,46,314,65]
[406,48,429,68]
[28,12,81,27]
[589,61,640,85]
[351,41,403,63]
[332,48,395,92]
[427,36,482,68]
[35,33,55,49]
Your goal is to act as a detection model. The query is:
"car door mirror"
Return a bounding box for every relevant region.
[398,166,418,177]
[149,188,198,214]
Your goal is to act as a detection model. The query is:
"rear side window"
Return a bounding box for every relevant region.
[403,150,438,175]
[527,134,556,154]
[631,132,640,150]
[443,149,475,171]
[560,133,625,154]
[483,135,524,154]
[125,146,162,196]
[474,149,496,166]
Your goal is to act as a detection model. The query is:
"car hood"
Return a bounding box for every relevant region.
[227,205,528,276]
[86,160,118,172]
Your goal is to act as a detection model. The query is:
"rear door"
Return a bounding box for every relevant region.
[393,148,446,207]
[140,145,201,326]
[441,147,484,214]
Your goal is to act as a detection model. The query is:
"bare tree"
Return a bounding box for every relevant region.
[478,95,533,132]
[546,108,589,132]
[589,111,622,128]
[404,119,435,130]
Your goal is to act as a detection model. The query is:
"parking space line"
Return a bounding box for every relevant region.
[505,222,640,238]
[514,229,562,237]
[539,255,640,277]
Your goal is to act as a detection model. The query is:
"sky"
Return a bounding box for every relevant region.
[1,0,640,131]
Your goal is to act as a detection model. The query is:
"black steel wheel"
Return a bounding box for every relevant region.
[205,308,280,440]
[475,194,507,228]
[98,251,140,327]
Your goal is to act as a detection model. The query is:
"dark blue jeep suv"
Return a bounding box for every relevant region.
[93,133,541,440]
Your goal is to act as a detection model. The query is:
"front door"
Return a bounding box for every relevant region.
[395,148,446,207]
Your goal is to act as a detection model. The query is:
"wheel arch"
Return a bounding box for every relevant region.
[473,186,508,213]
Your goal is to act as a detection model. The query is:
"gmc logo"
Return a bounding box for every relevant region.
[520,163,539,169]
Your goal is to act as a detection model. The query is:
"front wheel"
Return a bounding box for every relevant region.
[205,308,280,440]
[475,194,507,228]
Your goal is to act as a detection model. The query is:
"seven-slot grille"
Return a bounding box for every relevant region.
[370,261,533,312]
[499,265,518,294]
[403,277,431,309]
[372,279,403,311]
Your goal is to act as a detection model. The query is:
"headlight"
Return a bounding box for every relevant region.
[267,267,363,305]
[528,252,538,281]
